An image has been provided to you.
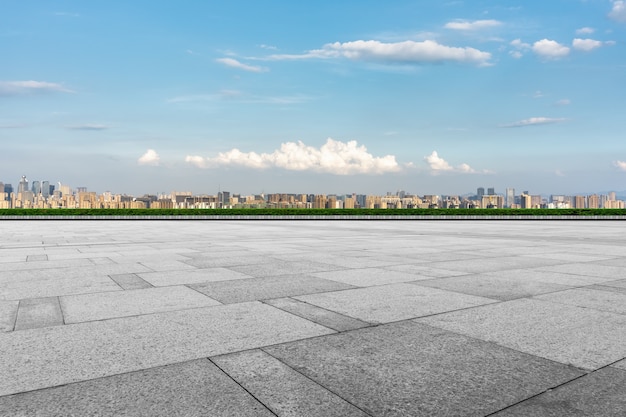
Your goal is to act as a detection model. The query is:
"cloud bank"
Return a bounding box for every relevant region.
[532,39,570,59]
[502,117,567,128]
[424,151,482,175]
[138,149,160,166]
[444,19,502,31]
[186,138,400,175]
[609,1,626,22]
[0,80,73,96]
[268,40,492,65]
[216,58,267,72]
[615,160,626,171]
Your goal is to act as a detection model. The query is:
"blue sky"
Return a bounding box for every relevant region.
[2,0,626,196]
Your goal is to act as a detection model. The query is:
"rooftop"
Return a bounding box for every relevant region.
[1,220,625,416]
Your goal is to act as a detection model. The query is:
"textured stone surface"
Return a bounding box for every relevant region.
[139,267,254,286]
[60,286,221,323]
[0,301,333,396]
[108,273,153,290]
[14,297,64,331]
[0,359,274,417]
[534,288,626,315]
[414,272,574,301]
[1,220,625,415]
[311,267,423,286]
[189,274,354,304]
[213,350,369,416]
[419,298,626,370]
[492,367,626,417]
[265,321,583,417]
[0,301,18,332]
[295,282,496,323]
[263,297,371,332]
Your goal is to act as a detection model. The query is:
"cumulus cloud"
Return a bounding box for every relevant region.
[609,1,626,22]
[502,117,567,128]
[185,138,400,175]
[576,27,595,35]
[532,39,570,59]
[216,58,267,72]
[0,80,73,96]
[509,38,531,58]
[572,38,603,51]
[424,151,482,175]
[267,40,492,66]
[138,149,160,166]
[444,19,502,30]
[615,160,626,171]
[66,124,108,131]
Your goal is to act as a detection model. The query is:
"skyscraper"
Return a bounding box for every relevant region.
[42,181,50,198]
[487,187,495,196]
[17,176,28,194]
[32,181,41,195]
[477,187,485,197]
[505,188,515,208]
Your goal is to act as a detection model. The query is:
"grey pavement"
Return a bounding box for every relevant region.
[0,220,625,416]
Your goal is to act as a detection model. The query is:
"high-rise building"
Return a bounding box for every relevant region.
[505,188,515,208]
[574,195,586,209]
[477,187,485,197]
[487,187,495,196]
[42,181,50,198]
[32,181,41,195]
[17,176,28,194]
[587,194,599,209]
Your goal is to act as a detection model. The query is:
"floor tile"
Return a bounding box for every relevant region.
[14,297,64,331]
[265,321,583,417]
[213,349,369,416]
[138,268,254,286]
[419,298,626,370]
[0,301,19,332]
[0,359,274,417]
[534,288,626,315]
[189,275,354,304]
[61,286,221,323]
[295,283,496,323]
[0,301,333,396]
[492,367,626,417]
[263,298,371,332]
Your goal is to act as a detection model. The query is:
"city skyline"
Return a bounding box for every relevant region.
[2,1,626,195]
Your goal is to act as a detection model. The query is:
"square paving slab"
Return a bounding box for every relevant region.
[60,285,222,323]
[492,367,626,417]
[189,274,354,304]
[295,282,496,323]
[418,298,626,370]
[0,359,274,417]
[264,321,583,417]
[0,301,334,396]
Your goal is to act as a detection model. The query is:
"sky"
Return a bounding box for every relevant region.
[2,0,626,196]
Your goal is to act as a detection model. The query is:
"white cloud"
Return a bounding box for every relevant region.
[66,124,108,131]
[216,58,267,73]
[267,40,492,66]
[572,38,603,51]
[185,138,400,175]
[609,1,626,22]
[615,160,626,171]
[532,39,570,59]
[555,99,571,106]
[502,117,567,128]
[576,27,595,35]
[532,90,545,99]
[0,80,73,96]
[138,149,160,166]
[424,151,482,175]
[444,19,503,30]
[555,170,565,177]
[509,38,531,58]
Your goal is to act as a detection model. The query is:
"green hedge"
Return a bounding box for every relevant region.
[1,208,625,216]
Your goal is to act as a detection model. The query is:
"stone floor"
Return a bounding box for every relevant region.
[0,220,625,416]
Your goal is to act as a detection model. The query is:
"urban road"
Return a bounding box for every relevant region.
[0,220,625,416]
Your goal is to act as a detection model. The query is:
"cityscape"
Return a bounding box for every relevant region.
[1,175,624,210]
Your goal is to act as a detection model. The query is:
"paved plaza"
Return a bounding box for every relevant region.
[0,220,625,416]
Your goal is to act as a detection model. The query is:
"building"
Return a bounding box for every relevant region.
[505,188,515,208]
[487,187,495,196]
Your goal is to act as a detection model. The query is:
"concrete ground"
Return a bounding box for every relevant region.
[0,220,625,416]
